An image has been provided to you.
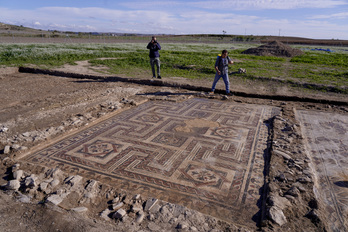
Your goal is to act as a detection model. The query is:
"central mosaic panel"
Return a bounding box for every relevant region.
[23,98,279,225]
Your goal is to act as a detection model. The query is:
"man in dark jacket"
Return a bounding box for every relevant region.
[210,49,234,95]
[147,36,161,79]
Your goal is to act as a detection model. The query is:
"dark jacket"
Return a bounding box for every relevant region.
[215,55,232,75]
[147,42,161,58]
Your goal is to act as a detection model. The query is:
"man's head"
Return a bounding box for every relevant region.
[152,36,157,42]
[221,49,228,57]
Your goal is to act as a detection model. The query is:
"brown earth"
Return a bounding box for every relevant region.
[0,60,347,232]
[241,41,304,57]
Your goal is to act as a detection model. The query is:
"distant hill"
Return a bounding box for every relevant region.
[0,22,42,33]
[1,22,347,46]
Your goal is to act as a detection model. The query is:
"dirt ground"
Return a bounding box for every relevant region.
[0,63,347,231]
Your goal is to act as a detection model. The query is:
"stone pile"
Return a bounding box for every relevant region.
[0,162,246,231]
[0,100,130,155]
[264,104,327,231]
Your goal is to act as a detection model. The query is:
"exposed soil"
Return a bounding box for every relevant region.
[0,61,347,231]
[241,41,304,57]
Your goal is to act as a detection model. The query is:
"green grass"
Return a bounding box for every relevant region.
[0,42,347,92]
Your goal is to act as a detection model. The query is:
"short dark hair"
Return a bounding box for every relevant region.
[222,49,228,54]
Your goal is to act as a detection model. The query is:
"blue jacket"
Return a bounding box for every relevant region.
[147,41,161,58]
[215,55,232,75]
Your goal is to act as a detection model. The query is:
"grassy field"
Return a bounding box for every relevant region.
[0,42,347,93]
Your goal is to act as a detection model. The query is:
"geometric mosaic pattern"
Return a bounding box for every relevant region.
[23,98,279,227]
[297,110,348,232]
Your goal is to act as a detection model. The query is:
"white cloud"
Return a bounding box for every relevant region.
[310,12,348,19]
[192,0,348,10]
[120,0,347,11]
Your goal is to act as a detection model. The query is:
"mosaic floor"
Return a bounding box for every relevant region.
[23,98,279,226]
[297,110,348,231]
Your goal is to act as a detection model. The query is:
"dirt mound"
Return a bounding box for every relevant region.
[242,40,304,57]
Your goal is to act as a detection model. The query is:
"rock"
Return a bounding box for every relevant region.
[22,132,31,137]
[176,222,189,229]
[112,202,124,211]
[46,194,63,205]
[112,196,120,204]
[132,206,142,213]
[100,208,111,221]
[12,170,24,180]
[5,180,21,190]
[113,208,127,219]
[85,179,98,192]
[71,207,88,213]
[160,203,174,218]
[238,68,246,74]
[276,173,286,182]
[144,198,158,211]
[17,193,31,203]
[268,195,291,210]
[12,163,20,172]
[0,127,9,133]
[39,181,49,192]
[3,145,10,154]
[149,204,161,213]
[147,213,155,221]
[133,194,141,200]
[297,176,312,183]
[285,186,300,197]
[11,144,20,150]
[284,195,296,203]
[274,149,292,160]
[45,168,62,179]
[50,178,60,188]
[292,182,306,192]
[64,175,83,187]
[136,211,145,224]
[268,206,287,226]
[24,175,38,189]
[306,209,321,224]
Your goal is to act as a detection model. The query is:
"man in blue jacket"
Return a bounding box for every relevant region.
[147,36,162,79]
[210,49,234,95]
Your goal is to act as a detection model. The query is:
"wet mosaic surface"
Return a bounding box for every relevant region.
[297,110,348,231]
[23,98,279,227]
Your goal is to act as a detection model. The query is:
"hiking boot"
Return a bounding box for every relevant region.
[157,75,162,79]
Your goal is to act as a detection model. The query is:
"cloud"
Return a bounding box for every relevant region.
[120,0,348,11]
[191,0,348,10]
[310,12,348,19]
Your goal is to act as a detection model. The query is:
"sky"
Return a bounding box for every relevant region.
[1,0,348,39]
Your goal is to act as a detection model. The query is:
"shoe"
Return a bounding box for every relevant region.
[209,91,214,95]
[157,76,162,79]
[152,76,156,79]
[226,92,233,96]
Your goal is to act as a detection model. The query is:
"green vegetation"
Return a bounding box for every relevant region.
[0,42,347,93]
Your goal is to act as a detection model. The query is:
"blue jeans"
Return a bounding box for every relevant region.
[150,57,160,77]
[211,73,230,93]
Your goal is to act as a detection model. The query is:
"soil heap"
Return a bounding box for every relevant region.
[242,40,304,57]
